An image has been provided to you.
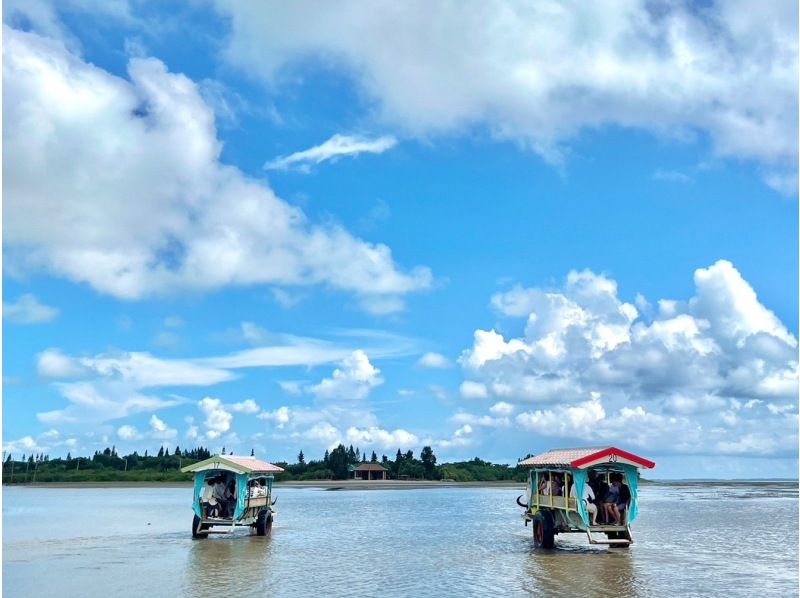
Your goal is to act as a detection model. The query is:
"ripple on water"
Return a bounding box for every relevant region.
[2,485,798,597]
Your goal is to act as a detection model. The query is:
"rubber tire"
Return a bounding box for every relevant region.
[192,514,207,539]
[533,511,555,549]
[256,511,273,536]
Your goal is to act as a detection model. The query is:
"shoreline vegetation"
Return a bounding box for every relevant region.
[4,445,796,487]
[2,443,531,485]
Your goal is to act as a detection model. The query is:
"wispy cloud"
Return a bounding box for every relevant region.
[652,169,693,184]
[264,134,397,172]
[3,293,59,324]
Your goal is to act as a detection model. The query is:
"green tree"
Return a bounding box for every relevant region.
[298,450,305,465]
[328,444,349,480]
[420,446,437,480]
[371,451,377,463]
[157,446,164,458]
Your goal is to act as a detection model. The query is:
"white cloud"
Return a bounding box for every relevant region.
[309,350,383,400]
[257,406,291,428]
[2,435,40,456]
[37,348,85,378]
[33,330,413,425]
[37,382,184,425]
[216,1,797,191]
[417,352,451,369]
[117,424,141,441]
[198,397,233,439]
[230,399,260,414]
[489,401,514,416]
[459,381,488,399]
[450,412,510,428]
[3,293,59,323]
[296,422,341,446]
[652,169,692,184]
[3,429,80,456]
[149,414,177,440]
[460,261,798,457]
[4,27,431,311]
[264,134,397,172]
[345,426,419,449]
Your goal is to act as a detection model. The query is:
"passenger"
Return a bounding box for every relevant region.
[201,478,220,518]
[569,480,598,526]
[592,472,609,523]
[538,475,551,496]
[612,473,631,525]
[603,474,622,525]
[553,474,564,496]
[225,480,237,515]
[213,476,228,517]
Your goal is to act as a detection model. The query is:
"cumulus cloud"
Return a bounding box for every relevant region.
[264,133,397,172]
[309,350,383,400]
[3,293,59,323]
[230,399,260,414]
[460,261,798,457]
[257,406,291,428]
[198,397,233,439]
[33,329,411,424]
[417,352,451,369]
[216,1,797,191]
[117,424,141,441]
[37,348,85,378]
[3,429,79,456]
[459,381,488,399]
[345,426,419,449]
[3,27,431,311]
[149,414,177,440]
[489,401,514,416]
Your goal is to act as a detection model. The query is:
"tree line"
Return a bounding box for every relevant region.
[2,444,528,483]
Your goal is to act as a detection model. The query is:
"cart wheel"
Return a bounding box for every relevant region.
[256,511,273,536]
[533,511,555,549]
[192,514,207,539]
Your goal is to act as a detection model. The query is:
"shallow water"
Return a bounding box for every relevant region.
[3,483,797,597]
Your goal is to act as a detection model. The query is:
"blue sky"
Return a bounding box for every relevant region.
[3,1,798,478]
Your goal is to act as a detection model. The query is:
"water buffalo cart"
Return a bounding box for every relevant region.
[516,446,655,548]
[182,454,284,538]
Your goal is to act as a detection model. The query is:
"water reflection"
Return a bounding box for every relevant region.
[521,540,639,597]
[184,534,275,597]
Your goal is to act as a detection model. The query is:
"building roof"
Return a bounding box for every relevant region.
[181,454,285,474]
[353,462,388,471]
[518,446,655,470]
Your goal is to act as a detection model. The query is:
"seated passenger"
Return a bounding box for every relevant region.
[611,473,631,525]
[603,477,621,525]
[553,474,564,496]
[591,471,609,523]
[201,478,220,518]
[538,475,551,496]
[569,480,597,525]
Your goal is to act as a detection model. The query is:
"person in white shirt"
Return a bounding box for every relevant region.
[539,475,551,496]
[201,479,220,517]
[570,480,597,525]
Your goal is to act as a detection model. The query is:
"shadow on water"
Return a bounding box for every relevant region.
[184,534,275,596]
